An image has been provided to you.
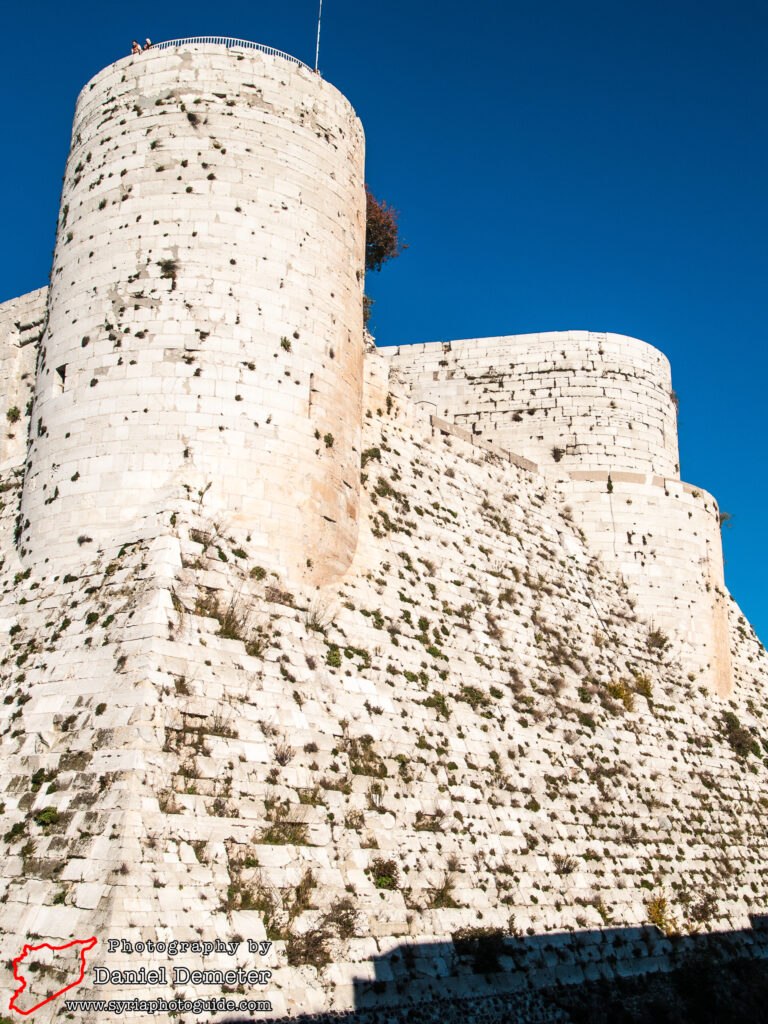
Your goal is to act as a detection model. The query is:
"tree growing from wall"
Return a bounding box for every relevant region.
[364,185,406,326]
[365,185,405,272]
[719,511,733,531]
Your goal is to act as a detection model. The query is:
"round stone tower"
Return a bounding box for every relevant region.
[382,331,680,478]
[20,41,365,584]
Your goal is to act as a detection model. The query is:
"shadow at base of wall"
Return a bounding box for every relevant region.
[219,914,768,1024]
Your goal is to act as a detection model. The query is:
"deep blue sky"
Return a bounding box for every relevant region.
[2,0,766,644]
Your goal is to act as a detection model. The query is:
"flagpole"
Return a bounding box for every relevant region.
[315,0,323,71]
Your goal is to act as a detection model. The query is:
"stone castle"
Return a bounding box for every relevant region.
[1,39,767,1023]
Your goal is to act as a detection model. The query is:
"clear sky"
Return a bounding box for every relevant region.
[1,0,766,643]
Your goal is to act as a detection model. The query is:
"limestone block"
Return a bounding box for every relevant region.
[25,904,86,939]
[72,882,107,909]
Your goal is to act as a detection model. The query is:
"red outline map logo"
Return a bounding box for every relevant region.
[9,937,97,1015]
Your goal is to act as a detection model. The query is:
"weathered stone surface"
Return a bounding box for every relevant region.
[0,38,766,1024]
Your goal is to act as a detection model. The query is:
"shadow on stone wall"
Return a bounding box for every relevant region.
[220,915,768,1024]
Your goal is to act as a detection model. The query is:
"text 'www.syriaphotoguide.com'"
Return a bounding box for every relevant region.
[63,996,272,1015]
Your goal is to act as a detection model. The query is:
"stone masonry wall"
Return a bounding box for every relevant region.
[0,351,767,1023]
[381,332,679,478]
[561,473,732,696]
[0,45,764,1023]
[421,412,731,695]
[0,288,46,471]
[382,333,729,692]
[19,46,365,584]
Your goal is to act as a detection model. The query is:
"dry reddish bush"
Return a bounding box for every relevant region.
[365,185,406,272]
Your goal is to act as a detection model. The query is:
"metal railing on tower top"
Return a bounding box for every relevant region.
[150,37,310,70]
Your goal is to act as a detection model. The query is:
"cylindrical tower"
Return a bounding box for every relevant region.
[382,331,679,478]
[20,41,365,583]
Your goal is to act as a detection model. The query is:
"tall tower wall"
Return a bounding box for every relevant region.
[562,473,732,695]
[382,331,679,477]
[19,45,365,583]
